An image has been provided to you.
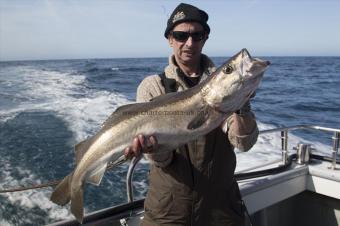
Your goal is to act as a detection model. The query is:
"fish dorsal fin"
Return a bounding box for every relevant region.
[86,163,108,186]
[114,104,136,114]
[75,138,92,164]
[101,103,138,129]
[187,107,210,130]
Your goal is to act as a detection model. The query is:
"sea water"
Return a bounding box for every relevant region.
[0,56,339,225]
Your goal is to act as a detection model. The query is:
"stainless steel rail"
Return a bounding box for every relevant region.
[126,124,340,202]
[259,124,340,168]
[126,155,142,203]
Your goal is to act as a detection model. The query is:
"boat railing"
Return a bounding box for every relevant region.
[126,124,340,202]
[260,125,340,168]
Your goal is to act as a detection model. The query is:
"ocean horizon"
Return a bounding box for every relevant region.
[2,54,340,63]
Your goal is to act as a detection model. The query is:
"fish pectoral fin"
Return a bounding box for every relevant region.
[187,108,210,130]
[71,187,84,223]
[109,154,127,167]
[86,163,107,186]
[75,138,92,164]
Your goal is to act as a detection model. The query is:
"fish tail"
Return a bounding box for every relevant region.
[71,187,84,223]
[50,173,73,205]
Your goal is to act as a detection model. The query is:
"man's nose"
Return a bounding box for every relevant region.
[185,36,194,46]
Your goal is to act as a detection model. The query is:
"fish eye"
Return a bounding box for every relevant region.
[223,65,233,74]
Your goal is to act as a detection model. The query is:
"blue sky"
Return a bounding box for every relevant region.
[1,0,339,61]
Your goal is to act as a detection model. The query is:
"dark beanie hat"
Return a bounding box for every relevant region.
[164,3,210,38]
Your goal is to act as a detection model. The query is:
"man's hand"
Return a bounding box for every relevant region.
[124,134,158,159]
[232,113,256,135]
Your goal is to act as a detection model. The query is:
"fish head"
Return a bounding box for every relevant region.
[203,48,270,112]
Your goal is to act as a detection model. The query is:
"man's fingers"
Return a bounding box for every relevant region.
[149,136,158,149]
[132,137,141,156]
[145,138,153,149]
[138,135,158,153]
[138,134,146,149]
[124,147,132,159]
[125,135,158,156]
[138,134,152,153]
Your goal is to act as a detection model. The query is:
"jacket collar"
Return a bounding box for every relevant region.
[164,54,216,91]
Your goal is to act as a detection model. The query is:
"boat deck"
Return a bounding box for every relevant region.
[240,159,340,215]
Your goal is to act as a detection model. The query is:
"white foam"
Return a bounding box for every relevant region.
[0,66,130,222]
[1,67,131,140]
[0,220,11,226]
[0,159,73,222]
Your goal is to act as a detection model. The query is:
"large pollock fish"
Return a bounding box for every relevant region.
[50,49,270,223]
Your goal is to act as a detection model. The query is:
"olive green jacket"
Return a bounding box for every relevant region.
[136,55,258,226]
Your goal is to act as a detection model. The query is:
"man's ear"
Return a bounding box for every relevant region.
[168,36,173,47]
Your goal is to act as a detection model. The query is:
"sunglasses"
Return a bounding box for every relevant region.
[171,31,206,42]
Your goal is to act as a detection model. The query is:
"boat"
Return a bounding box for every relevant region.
[44,124,340,226]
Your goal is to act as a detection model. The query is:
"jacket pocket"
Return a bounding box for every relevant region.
[144,189,174,219]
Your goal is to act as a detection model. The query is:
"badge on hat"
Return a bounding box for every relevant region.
[172,11,186,23]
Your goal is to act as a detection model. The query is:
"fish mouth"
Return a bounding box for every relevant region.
[253,58,271,68]
[247,61,270,76]
[240,49,270,79]
[240,48,270,66]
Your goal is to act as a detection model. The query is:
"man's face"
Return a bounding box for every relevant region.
[168,22,207,66]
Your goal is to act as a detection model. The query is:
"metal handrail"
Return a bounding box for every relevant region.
[126,156,142,203]
[126,124,340,202]
[259,124,340,134]
[259,124,340,169]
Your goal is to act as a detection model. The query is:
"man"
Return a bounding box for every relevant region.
[124,3,258,226]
